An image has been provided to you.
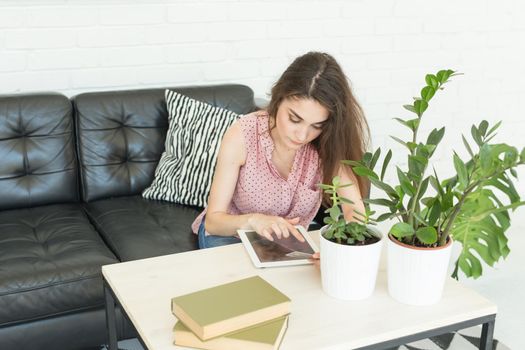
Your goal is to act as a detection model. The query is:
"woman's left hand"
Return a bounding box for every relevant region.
[310,252,320,268]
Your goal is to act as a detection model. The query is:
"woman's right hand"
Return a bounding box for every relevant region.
[248,214,305,242]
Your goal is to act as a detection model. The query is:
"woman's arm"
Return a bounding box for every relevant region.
[336,166,366,222]
[204,122,304,241]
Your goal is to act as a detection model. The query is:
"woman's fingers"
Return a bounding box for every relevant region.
[271,223,282,239]
[287,223,305,242]
[261,228,274,241]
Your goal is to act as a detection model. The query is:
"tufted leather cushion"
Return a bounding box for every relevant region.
[83,195,200,261]
[74,84,256,202]
[0,204,118,326]
[0,93,78,211]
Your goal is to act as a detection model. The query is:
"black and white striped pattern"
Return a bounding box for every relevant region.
[142,90,239,207]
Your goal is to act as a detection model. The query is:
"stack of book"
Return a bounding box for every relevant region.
[171,275,291,350]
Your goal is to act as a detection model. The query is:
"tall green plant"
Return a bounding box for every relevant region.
[345,70,525,279]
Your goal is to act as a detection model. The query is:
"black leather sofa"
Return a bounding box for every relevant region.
[0,84,257,350]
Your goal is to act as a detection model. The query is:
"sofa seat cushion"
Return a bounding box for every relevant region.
[0,204,118,326]
[84,195,200,262]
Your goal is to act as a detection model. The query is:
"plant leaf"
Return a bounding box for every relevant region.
[421,86,436,102]
[426,127,445,146]
[479,120,489,137]
[414,99,428,117]
[390,222,415,238]
[486,120,502,138]
[416,226,438,244]
[370,148,381,169]
[436,69,454,83]
[397,167,416,196]
[451,189,512,279]
[380,149,392,181]
[353,166,379,179]
[403,104,416,113]
[364,198,396,207]
[370,178,399,199]
[453,153,469,188]
[462,134,474,157]
[471,125,483,146]
[425,74,439,89]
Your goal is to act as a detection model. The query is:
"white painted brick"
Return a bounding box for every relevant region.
[144,24,208,44]
[285,2,340,20]
[423,16,471,33]
[267,21,321,39]
[393,0,444,17]
[338,54,369,74]
[441,32,487,49]
[487,31,523,48]
[5,29,76,49]
[78,27,146,47]
[228,2,285,21]
[100,5,164,26]
[286,38,341,57]
[260,57,292,77]
[342,36,392,54]
[203,60,260,81]
[0,51,26,72]
[366,51,456,71]
[137,65,204,85]
[233,40,287,59]
[350,70,391,89]
[375,18,422,35]
[323,19,375,37]
[98,46,165,67]
[28,49,99,70]
[71,68,138,88]
[29,7,97,27]
[209,22,266,41]
[235,77,273,100]
[167,4,229,23]
[393,34,442,52]
[0,8,27,28]
[343,0,395,18]
[165,43,229,63]
[8,70,70,92]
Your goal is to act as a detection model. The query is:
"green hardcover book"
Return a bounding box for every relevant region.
[173,316,288,350]
[171,275,291,340]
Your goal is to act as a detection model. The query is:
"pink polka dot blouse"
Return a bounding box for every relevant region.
[191,111,323,234]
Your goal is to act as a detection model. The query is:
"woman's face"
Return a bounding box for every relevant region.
[273,97,329,150]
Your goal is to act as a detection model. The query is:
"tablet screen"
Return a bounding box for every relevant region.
[238,226,319,268]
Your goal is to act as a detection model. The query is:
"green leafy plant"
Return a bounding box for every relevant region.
[344,69,525,279]
[319,176,379,245]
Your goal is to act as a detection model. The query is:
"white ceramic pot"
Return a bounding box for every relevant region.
[387,234,452,306]
[320,226,383,300]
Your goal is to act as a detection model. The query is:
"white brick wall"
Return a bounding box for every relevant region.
[0,0,524,198]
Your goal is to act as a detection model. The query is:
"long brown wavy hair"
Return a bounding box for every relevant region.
[266,52,370,204]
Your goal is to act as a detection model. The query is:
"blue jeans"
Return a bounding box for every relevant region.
[197,217,241,249]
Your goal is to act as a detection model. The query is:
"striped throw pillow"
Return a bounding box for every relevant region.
[142,90,240,207]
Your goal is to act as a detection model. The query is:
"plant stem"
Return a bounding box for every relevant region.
[440,181,479,245]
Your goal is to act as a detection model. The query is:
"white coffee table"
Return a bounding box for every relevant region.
[102,231,497,350]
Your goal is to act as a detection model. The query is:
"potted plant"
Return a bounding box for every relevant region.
[344,70,525,305]
[318,176,383,300]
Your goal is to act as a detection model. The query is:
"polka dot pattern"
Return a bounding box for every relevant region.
[192,111,322,233]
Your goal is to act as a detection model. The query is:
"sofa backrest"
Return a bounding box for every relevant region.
[0,93,78,210]
[74,84,256,202]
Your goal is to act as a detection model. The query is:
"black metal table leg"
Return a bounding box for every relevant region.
[480,319,495,350]
[104,280,119,350]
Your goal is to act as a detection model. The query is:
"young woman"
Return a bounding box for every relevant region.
[191,51,370,249]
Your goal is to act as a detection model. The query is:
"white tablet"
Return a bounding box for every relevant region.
[237,225,319,268]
